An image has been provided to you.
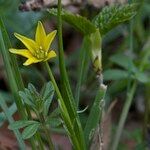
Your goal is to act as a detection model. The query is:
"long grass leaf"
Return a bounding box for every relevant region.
[75,37,91,107]
[0,28,26,118]
[84,84,107,147]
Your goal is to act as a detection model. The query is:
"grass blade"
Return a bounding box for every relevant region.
[84,84,107,147]
[0,27,26,118]
[75,37,91,107]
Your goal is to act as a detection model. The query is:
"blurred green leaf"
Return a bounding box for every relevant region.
[134,71,149,83]
[0,103,17,127]
[46,117,61,128]
[103,69,129,81]
[49,108,60,118]
[22,123,40,139]
[0,0,19,15]
[110,53,136,71]
[48,8,96,35]
[93,3,139,35]
[8,120,39,130]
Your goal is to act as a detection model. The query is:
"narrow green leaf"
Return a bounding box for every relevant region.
[84,84,107,147]
[9,120,39,130]
[48,8,96,35]
[93,3,139,35]
[103,69,129,81]
[0,18,26,119]
[22,123,40,139]
[75,37,91,107]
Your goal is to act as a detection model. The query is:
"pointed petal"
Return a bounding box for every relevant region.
[44,50,57,61]
[44,30,57,51]
[14,33,38,53]
[9,48,33,58]
[35,21,46,46]
[23,57,41,66]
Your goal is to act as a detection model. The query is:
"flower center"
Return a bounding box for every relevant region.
[34,46,47,59]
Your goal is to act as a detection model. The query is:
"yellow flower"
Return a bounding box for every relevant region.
[9,21,57,66]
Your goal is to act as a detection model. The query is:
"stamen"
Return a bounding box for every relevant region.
[36,50,39,53]
[36,54,40,59]
[39,46,42,50]
[45,51,48,56]
[34,46,48,59]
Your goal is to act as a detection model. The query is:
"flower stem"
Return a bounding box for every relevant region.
[45,62,83,150]
[45,62,64,103]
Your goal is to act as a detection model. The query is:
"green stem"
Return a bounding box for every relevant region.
[45,62,82,150]
[57,0,69,86]
[45,62,65,105]
[112,81,137,150]
[57,0,76,111]
[35,133,45,150]
[43,124,54,150]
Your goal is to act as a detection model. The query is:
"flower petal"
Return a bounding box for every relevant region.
[44,30,57,51]
[14,33,38,54]
[23,57,41,66]
[9,48,33,58]
[44,50,57,61]
[35,21,46,47]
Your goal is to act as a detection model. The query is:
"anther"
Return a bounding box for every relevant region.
[36,54,40,59]
[45,51,47,56]
[39,46,42,50]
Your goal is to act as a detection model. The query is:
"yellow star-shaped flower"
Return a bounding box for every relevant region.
[9,21,57,66]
